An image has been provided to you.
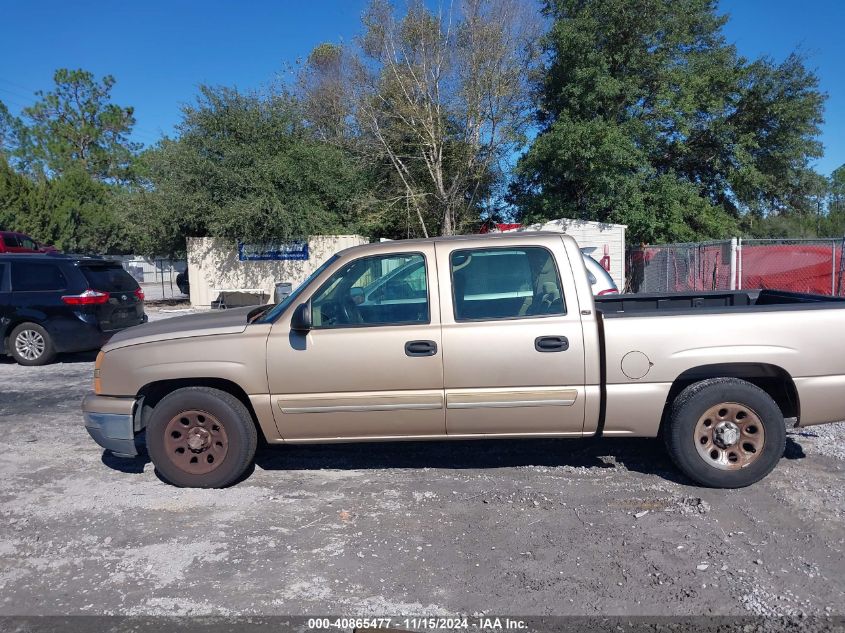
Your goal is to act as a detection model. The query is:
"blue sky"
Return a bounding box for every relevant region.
[0,0,842,175]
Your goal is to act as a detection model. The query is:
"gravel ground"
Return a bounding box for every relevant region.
[1,306,844,618]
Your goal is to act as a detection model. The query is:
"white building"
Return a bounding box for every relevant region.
[505,218,627,290]
[186,235,368,307]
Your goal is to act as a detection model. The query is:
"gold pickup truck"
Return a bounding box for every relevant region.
[82,233,845,489]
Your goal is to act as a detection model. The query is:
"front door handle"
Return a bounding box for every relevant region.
[405,340,438,357]
[535,336,569,352]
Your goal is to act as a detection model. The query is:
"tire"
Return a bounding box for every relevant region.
[663,378,786,488]
[9,323,56,366]
[146,386,258,488]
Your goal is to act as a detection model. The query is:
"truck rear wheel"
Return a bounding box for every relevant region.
[146,387,257,488]
[664,378,786,488]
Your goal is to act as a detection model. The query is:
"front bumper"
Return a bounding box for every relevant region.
[81,393,140,457]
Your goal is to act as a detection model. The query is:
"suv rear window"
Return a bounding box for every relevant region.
[11,263,68,291]
[80,264,139,292]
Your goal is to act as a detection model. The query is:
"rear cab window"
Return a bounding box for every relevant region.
[11,263,68,291]
[80,264,139,292]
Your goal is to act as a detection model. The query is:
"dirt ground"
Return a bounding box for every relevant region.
[1,307,843,618]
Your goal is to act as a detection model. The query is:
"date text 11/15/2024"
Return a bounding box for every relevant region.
[306,617,528,630]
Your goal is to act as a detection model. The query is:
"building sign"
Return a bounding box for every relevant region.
[238,240,309,261]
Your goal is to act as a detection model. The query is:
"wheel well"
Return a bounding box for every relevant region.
[136,378,266,442]
[660,363,799,434]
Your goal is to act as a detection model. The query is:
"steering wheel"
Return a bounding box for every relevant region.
[339,295,362,324]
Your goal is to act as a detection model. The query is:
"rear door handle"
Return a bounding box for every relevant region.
[535,336,569,352]
[405,340,438,357]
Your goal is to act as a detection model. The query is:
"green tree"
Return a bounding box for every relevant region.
[0,101,19,156]
[37,167,129,253]
[19,69,139,182]
[1,153,127,252]
[830,165,845,210]
[0,153,35,230]
[300,0,541,237]
[511,0,826,244]
[821,164,845,237]
[126,86,368,256]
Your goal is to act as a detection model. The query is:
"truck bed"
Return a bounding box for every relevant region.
[595,289,845,317]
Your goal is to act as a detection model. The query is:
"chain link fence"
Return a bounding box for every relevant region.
[625,240,734,293]
[627,238,845,296]
[119,257,189,301]
[739,239,843,296]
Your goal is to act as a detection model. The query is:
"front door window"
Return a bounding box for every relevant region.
[310,253,429,328]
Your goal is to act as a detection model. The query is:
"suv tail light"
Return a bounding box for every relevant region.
[597,288,619,296]
[61,289,110,305]
[134,287,145,301]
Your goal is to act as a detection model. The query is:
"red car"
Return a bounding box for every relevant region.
[0,231,58,254]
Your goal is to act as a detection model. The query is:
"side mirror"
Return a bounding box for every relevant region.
[290,302,312,332]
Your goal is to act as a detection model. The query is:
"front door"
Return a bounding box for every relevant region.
[266,246,445,440]
[435,238,587,435]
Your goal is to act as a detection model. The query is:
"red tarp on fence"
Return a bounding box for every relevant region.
[740,244,839,295]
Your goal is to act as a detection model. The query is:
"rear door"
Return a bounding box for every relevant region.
[435,237,587,435]
[8,261,71,332]
[78,263,145,331]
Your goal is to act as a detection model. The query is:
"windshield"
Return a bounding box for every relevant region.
[255,255,339,323]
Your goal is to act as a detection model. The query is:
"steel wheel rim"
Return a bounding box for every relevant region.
[694,402,765,471]
[15,330,45,361]
[164,410,229,475]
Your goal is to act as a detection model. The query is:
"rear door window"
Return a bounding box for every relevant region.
[80,265,139,292]
[449,247,565,321]
[11,263,68,291]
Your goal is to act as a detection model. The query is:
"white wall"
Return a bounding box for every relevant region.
[513,219,627,289]
[186,235,368,307]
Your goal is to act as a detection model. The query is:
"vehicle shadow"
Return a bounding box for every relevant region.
[58,350,100,363]
[100,434,806,486]
[254,436,696,484]
[0,350,100,365]
[101,449,150,474]
[783,434,807,460]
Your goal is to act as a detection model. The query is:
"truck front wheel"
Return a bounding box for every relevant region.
[146,387,258,488]
[664,378,786,488]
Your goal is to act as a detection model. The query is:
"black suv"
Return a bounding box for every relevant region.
[0,254,147,365]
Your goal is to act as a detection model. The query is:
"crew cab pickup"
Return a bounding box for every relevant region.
[82,233,845,488]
